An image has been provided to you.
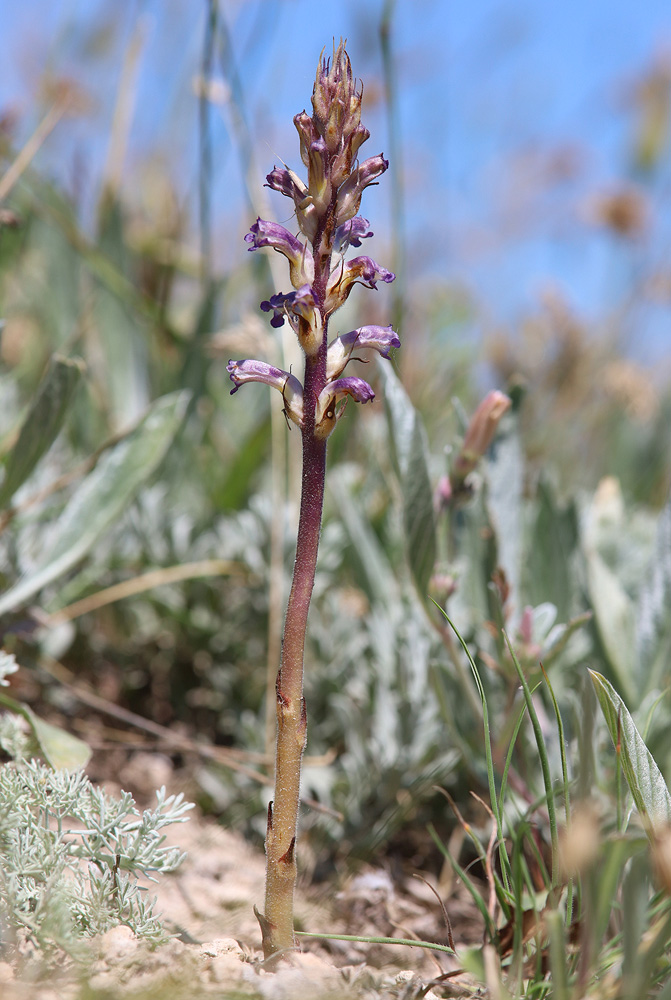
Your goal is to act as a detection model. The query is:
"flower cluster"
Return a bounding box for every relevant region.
[227,42,399,440]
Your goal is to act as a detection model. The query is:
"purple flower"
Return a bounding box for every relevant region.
[315,376,375,438]
[265,166,308,202]
[265,166,318,240]
[325,255,395,313]
[227,359,304,428]
[245,219,314,288]
[335,155,389,225]
[260,285,322,355]
[260,285,316,328]
[334,216,373,252]
[326,325,400,379]
[323,376,375,406]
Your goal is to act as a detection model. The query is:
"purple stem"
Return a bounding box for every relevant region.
[260,220,331,957]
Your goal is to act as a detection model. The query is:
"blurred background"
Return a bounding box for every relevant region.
[4,0,671,364]
[1,0,671,878]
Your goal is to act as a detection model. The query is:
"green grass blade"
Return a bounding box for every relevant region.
[427,823,500,939]
[504,631,559,887]
[541,663,574,917]
[433,606,512,891]
[546,910,568,1000]
[295,930,454,955]
[498,690,534,815]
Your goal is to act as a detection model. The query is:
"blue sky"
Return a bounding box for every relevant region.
[1,0,670,363]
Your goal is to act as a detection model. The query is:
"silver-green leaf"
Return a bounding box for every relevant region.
[589,669,671,833]
[0,391,190,616]
[0,355,84,507]
[379,361,436,598]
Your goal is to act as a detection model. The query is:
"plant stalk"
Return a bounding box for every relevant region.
[260,339,328,957]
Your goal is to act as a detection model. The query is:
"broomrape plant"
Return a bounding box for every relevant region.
[228,42,399,958]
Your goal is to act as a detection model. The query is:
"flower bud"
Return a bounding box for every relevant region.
[452,390,512,483]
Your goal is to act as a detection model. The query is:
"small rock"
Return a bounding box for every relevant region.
[200,937,243,958]
[99,924,137,961]
[0,962,14,982]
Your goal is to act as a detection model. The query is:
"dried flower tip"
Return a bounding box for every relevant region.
[559,805,601,877]
[312,40,362,155]
[652,826,671,894]
[433,475,452,514]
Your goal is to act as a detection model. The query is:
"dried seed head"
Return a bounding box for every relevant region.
[312,40,362,155]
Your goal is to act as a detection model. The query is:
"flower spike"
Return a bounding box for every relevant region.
[229,41,398,959]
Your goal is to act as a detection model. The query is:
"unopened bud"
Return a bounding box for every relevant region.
[452,390,512,485]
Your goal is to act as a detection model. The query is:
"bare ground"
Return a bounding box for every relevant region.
[1,752,484,1000]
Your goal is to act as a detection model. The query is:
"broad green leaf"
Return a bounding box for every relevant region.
[590,669,671,833]
[525,478,579,622]
[0,391,190,616]
[0,356,84,507]
[95,197,149,430]
[586,552,636,704]
[636,495,671,694]
[0,691,91,770]
[379,361,436,598]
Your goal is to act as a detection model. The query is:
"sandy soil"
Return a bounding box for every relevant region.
[1,753,482,999]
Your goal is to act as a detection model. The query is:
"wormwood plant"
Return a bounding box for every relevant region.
[0,654,193,956]
[227,42,399,957]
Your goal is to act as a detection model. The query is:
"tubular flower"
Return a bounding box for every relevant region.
[260,285,321,356]
[314,376,375,438]
[334,155,389,226]
[227,359,304,428]
[265,166,319,241]
[325,255,395,314]
[326,325,401,380]
[245,219,314,289]
[334,215,373,252]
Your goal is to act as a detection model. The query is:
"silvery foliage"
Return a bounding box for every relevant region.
[0,700,193,954]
